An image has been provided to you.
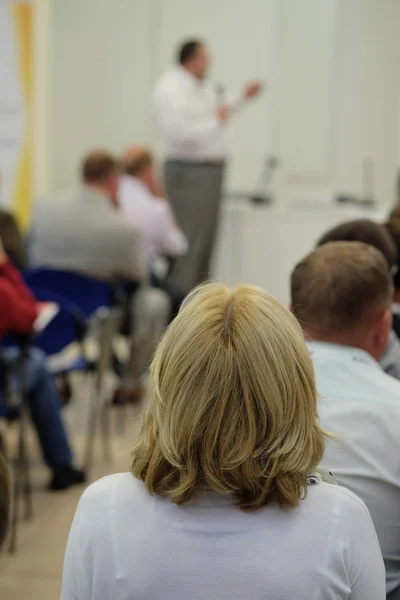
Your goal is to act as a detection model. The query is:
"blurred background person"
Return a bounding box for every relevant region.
[291,242,400,599]
[0,237,84,490]
[316,219,400,380]
[0,208,26,271]
[385,217,400,339]
[119,146,187,320]
[153,39,263,293]
[30,150,170,402]
[61,283,384,600]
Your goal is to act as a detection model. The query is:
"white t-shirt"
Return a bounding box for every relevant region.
[119,175,188,267]
[61,472,385,600]
[309,341,400,597]
[153,66,232,161]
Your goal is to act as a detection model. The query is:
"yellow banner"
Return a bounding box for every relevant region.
[12,1,34,230]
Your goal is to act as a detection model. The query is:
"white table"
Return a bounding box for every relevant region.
[213,199,387,307]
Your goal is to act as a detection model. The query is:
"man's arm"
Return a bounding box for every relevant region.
[115,225,148,283]
[154,202,188,258]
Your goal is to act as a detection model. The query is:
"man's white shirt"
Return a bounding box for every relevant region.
[119,175,187,268]
[152,66,232,161]
[309,340,400,595]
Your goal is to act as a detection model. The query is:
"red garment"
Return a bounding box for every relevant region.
[0,260,38,338]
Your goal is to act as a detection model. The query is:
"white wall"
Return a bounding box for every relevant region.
[333,0,400,207]
[47,0,400,206]
[50,0,155,189]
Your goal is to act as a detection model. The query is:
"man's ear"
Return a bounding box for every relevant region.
[289,303,293,313]
[372,309,392,357]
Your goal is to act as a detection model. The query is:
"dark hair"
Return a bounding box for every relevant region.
[178,40,202,65]
[291,242,393,336]
[81,150,117,184]
[385,218,400,290]
[317,219,397,270]
[0,451,10,551]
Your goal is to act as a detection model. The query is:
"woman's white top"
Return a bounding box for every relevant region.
[61,472,385,600]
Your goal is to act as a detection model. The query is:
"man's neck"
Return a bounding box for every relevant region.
[180,64,202,81]
[84,183,116,207]
[305,331,382,363]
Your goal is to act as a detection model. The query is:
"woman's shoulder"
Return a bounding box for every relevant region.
[78,472,139,511]
[305,479,372,527]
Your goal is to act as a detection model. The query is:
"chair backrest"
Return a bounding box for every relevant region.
[26,286,86,356]
[24,268,114,319]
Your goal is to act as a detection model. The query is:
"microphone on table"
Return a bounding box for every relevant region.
[251,155,281,205]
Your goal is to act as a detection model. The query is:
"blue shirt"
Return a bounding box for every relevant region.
[309,341,400,596]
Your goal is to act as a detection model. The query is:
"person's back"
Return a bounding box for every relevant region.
[62,283,385,600]
[63,471,381,600]
[291,241,400,597]
[30,151,146,283]
[31,187,145,282]
[310,340,400,594]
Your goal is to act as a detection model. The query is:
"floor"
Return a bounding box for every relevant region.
[0,378,145,599]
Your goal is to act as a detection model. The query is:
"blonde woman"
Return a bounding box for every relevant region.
[61,284,385,600]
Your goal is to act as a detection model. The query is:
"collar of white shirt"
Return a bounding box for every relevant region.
[120,174,150,199]
[175,64,204,89]
[306,340,381,371]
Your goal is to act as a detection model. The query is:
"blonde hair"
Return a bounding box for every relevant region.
[131,283,326,511]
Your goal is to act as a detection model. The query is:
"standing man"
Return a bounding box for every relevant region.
[153,39,263,292]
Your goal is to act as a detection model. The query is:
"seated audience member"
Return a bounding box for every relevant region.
[119,146,188,319]
[0,450,10,551]
[317,218,400,380]
[30,150,170,399]
[61,283,385,600]
[291,241,400,599]
[0,239,84,490]
[385,218,400,339]
[0,208,26,271]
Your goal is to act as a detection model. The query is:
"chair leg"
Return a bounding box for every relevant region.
[84,374,99,476]
[21,434,33,521]
[100,400,112,463]
[8,450,21,554]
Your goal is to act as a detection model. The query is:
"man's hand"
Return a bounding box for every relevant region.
[244,81,264,100]
[216,104,231,123]
[149,176,167,200]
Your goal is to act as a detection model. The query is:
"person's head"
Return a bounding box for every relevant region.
[81,150,119,207]
[131,282,326,511]
[291,242,393,361]
[178,39,210,80]
[317,219,397,270]
[385,218,400,300]
[122,146,154,189]
[0,451,10,552]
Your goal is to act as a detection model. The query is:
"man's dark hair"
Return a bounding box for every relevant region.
[385,218,400,290]
[81,150,117,184]
[291,242,393,336]
[317,219,397,270]
[178,40,202,65]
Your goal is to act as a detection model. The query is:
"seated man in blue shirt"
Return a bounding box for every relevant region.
[316,218,400,380]
[291,241,400,599]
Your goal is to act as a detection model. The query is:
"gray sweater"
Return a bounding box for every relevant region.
[30,187,146,283]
